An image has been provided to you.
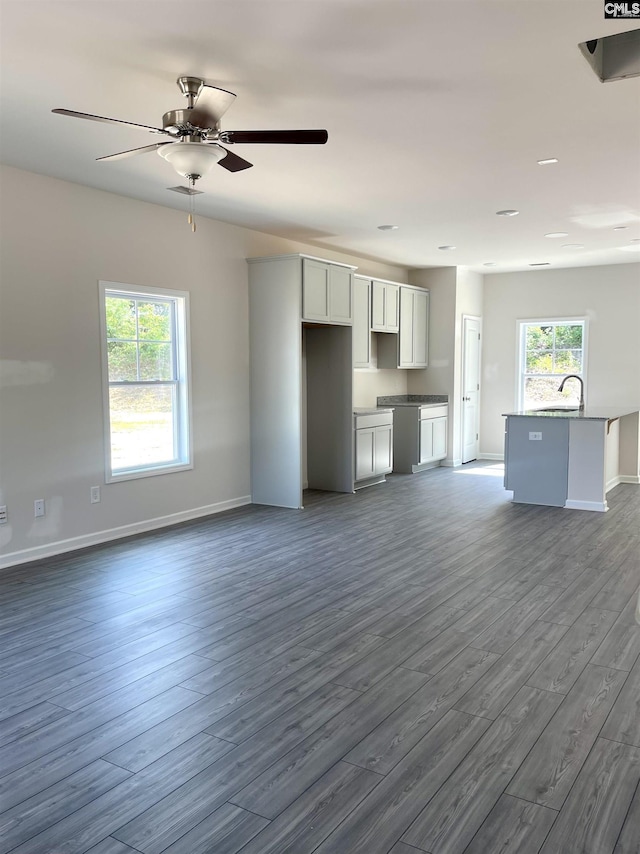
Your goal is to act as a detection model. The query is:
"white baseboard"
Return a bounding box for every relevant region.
[606,474,640,493]
[564,499,608,513]
[0,496,251,570]
[441,458,462,468]
[477,453,505,461]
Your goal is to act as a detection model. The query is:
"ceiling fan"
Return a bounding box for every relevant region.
[52,76,328,185]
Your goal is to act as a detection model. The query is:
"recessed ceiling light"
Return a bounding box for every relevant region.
[377,224,399,231]
[529,262,550,266]
[545,232,569,238]
[438,245,456,250]
[631,238,640,243]
[496,209,519,217]
[613,226,628,231]
[483,262,497,267]
[537,158,559,165]
[561,244,585,249]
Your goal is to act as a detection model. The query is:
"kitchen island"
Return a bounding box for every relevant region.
[503,407,640,511]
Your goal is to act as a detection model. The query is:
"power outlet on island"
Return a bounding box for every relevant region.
[529,431,542,441]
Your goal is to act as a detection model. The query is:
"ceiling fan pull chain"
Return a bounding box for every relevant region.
[188,179,196,232]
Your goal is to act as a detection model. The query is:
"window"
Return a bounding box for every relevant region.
[518,319,587,410]
[99,282,192,482]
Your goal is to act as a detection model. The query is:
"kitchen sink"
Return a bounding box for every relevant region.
[538,406,580,412]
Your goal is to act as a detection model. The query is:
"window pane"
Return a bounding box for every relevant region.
[105,297,136,340]
[526,350,553,374]
[554,349,583,373]
[526,326,553,350]
[137,301,172,341]
[107,341,137,381]
[139,342,173,380]
[523,377,566,409]
[555,324,582,348]
[109,385,175,471]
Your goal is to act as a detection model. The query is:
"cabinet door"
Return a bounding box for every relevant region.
[419,417,434,464]
[355,428,376,480]
[374,424,393,474]
[399,287,415,367]
[302,259,330,321]
[353,278,371,368]
[385,284,399,332]
[432,416,447,460]
[329,266,353,325]
[412,288,429,367]
[371,280,386,331]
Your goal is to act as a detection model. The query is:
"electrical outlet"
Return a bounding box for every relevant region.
[90,486,101,504]
[529,431,542,441]
[0,505,7,525]
[34,499,45,518]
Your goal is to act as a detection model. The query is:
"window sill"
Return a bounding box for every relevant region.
[106,461,193,484]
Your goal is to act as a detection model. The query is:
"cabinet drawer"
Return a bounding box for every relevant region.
[419,405,448,420]
[354,412,393,430]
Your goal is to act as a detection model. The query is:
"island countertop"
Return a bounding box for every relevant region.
[503,406,639,421]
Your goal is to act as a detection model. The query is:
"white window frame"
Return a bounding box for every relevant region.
[99,281,193,483]
[516,316,588,410]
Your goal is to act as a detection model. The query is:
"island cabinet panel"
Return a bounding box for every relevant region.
[504,416,569,507]
[302,258,353,325]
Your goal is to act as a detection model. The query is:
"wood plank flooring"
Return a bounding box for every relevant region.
[1,462,639,853]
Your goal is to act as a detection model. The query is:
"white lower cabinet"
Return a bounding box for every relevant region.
[419,415,447,465]
[354,410,393,488]
[392,405,448,473]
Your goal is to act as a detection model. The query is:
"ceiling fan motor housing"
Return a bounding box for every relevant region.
[162,109,217,137]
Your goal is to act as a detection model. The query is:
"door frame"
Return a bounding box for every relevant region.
[461,314,482,464]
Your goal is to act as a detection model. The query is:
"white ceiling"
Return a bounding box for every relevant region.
[1,1,639,273]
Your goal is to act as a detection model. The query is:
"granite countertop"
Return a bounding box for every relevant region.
[376,394,448,408]
[503,406,639,421]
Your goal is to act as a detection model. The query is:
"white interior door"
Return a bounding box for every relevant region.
[462,316,481,463]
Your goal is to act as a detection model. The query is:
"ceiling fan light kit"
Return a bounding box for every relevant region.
[157,141,226,179]
[53,76,328,231]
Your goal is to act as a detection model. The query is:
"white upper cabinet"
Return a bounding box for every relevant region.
[371,280,399,333]
[399,286,429,368]
[353,276,372,368]
[302,258,353,325]
[378,284,429,369]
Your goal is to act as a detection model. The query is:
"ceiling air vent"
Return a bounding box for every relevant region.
[579,28,640,82]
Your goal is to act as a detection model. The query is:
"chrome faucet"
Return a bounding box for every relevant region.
[558,374,584,412]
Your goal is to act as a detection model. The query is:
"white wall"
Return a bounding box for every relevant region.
[0,166,406,566]
[407,267,483,465]
[481,263,640,458]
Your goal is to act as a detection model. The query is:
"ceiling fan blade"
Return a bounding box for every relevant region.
[220,129,328,145]
[96,141,175,161]
[216,146,253,172]
[190,84,237,128]
[52,108,169,135]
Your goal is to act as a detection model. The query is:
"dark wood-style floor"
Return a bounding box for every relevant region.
[1,463,639,854]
